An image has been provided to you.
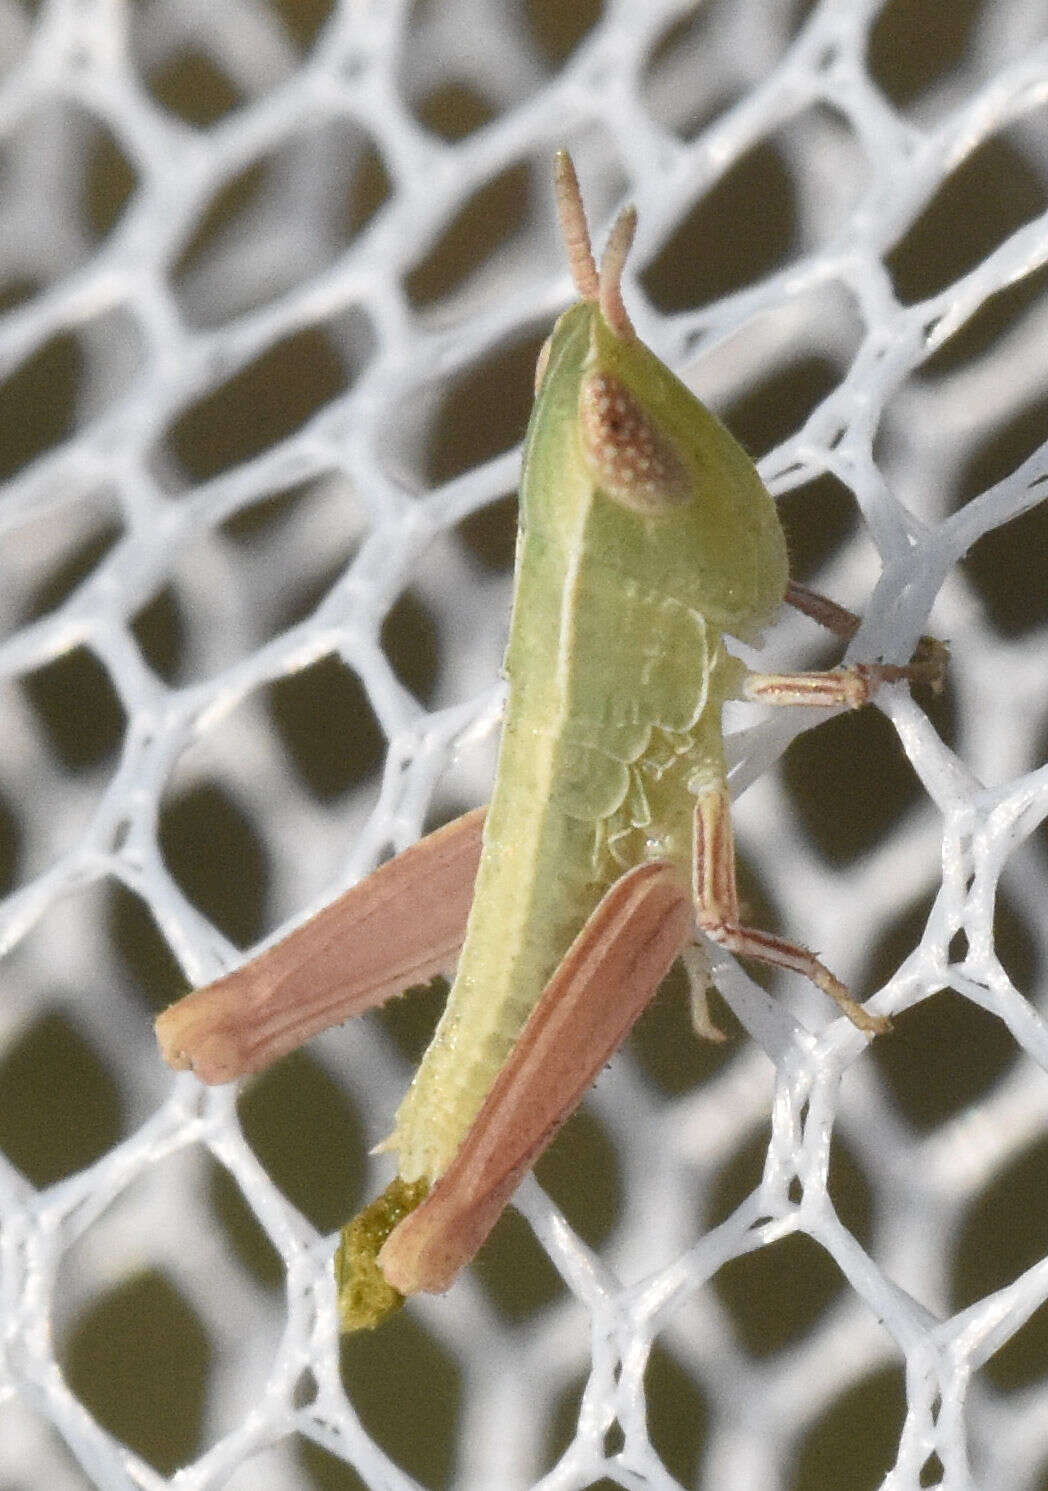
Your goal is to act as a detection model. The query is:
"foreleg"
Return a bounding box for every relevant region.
[743,654,942,709]
[782,579,947,695]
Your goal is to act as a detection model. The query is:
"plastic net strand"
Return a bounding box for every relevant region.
[2,1,1048,1488]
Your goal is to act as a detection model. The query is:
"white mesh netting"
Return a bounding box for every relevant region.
[2,1,1048,1487]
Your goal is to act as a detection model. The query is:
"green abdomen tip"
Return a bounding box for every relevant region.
[336,1176,428,1332]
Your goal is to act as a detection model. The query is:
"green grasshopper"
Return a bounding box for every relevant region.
[157,153,942,1330]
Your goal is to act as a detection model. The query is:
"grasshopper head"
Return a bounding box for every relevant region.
[537,151,789,643]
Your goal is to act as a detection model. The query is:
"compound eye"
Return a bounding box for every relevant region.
[579,371,690,513]
[533,336,552,395]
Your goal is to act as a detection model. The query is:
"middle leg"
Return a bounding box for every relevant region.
[691,783,889,1035]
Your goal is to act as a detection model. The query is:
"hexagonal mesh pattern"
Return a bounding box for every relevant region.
[2,2,1048,1488]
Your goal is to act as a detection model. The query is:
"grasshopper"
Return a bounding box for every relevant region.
[157,153,943,1330]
